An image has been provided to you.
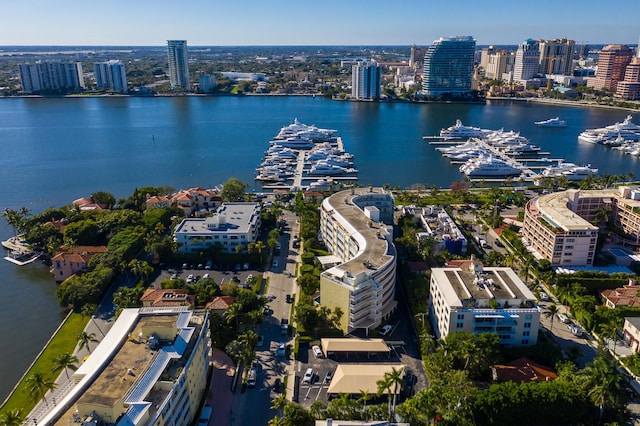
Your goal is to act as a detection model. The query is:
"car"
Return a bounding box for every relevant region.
[495,240,504,248]
[557,313,569,324]
[263,306,271,316]
[276,342,286,357]
[170,273,178,280]
[302,368,314,384]
[197,263,204,269]
[293,240,300,248]
[257,335,264,347]
[324,371,333,384]
[312,345,323,359]
[202,273,210,280]
[539,291,550,301]
[243,262,250,270]
[235,264,241,271]
[205,260,212,270]
[246,274,254,283]
[379,324,393,337]
[285,294,292,303]
[272,259,279,268]
[187,274,194,283]
[193,275,201,282]
[273,378,283,393]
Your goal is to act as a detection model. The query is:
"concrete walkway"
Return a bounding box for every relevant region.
[207,348,236,426]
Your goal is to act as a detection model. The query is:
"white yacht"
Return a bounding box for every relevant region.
[459,156,521,177]
[308,163,357,176]
[540,162,598,180]
[275,118,337,142]
[578,115,640,144]
[534,117,567,127]
[440,119,492,140]
[270,137,316,150]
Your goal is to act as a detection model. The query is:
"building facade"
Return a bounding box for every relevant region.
[351,61,382,100]
[484,50,515,81]
[167,40,190,89]
[50,246,108,282]
[19,61,85,93]
[199,74,216,93]
[422,36,476,97]
[94,60,128,93]
[174,202,261,253]
[588,44,634,92]
[538,38,575,76]
[615,56,640,100]
[429,260,540,346]
[513,39,540,84]
[522,187,640,266]
[319,188,397,334]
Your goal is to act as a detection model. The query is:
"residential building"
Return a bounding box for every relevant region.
[19,61,85,93]
[198,74,215,93]
[400,205,467,256]
[50,246,108,282]
[174,202,261,254]
[428,258,540,346]
[492,357,557,383]
[171,187,222,216]
[601,281,640,308]
[623,317,640,352]
[479,46,497,73]
[145,195,171,210]
[522,187,640,266]
[484,50,515,81]
[409,44,427,72]
[588,44,634,92]
[94,60,128,93]
[351,61,382,100]
[615,56,640,100]
[140,289,195,308]
[538,38,575,76]
[513,39,540,84]
[167,40,190,89]
[319,188,397,334]
[38,308,210,426]
[422,36,476,97]
[205,295,235,315]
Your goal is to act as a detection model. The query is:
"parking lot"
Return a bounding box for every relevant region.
[155,264,264,290]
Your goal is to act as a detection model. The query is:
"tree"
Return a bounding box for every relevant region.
[271,393,288,418]
[224,303,242,330]
[601,319,619,355]
[358,389,373,420]
[544,303,559,332]
[1,207,30,236]
[376,375,393,419]
[0,409,24,426]
[128,259,153,285]
[386,367,405,416]
[52,352,79,380]
[221,177,249,202]
[23,372,57,406]
[77,331,99,354]
[91,191,116,208]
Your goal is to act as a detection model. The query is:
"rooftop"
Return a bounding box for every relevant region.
[533,190,600,232]
[174,202,260,235]
[327,364,403,395]
[321,338,389,354]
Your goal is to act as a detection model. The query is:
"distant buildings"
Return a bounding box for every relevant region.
[538,38,575,76]
[94,60,128,93]
[173,202,261,254]
[428,258,540,347]
[513,39,541,84]
[615,48,640,100]
[50,246,108,282]
[421,36,476,97]
[19,61,85,93]
[167,40,190,89]
[483,49,515,81]
[319,188,397,334]
[588,44,634,92]
[351,60,382,100]
[198,74,216,93]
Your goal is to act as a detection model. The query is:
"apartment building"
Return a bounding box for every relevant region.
[588,44,634,92]
[167,40,190,89]
[319,188,397,334]
[429,258,540,346]
[422,36,476,97]
[513,39,540,84]
[351,60,382,100]
[94,60,128,93]
[19,61,85,93]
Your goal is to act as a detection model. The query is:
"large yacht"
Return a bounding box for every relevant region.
[308,163,357,176]
[578,115,640,144]
[275,118,337,142]
[459,156,522,177]
[534,117,567,127]
[440,119,492,140]
[540,162,598,180]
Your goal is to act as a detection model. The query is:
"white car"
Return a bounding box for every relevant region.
[380,324,393,337]
[539,292,549,301]
[312,345,323,359]
[557,313,569,324]
[302,368,313,384]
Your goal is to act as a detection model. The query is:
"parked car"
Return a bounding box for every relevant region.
[285,294,292,303]
[557,313,569,324]
[539,292,549,301]
[202,273,210,280]
[324,371,333,385]
[273,378,282,393]
[277,342,286,357]
[302,368,314,384]
[380,324,393,337]
[187,274,194,283]
[257,335,264,348]
[312,345,323,359]
[272,259,279,268]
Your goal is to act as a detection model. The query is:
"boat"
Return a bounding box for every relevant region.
[578,115,640,144]
[459,155,522,177]
[308,163,356,176]
[269,137,316,150]
[274,118,337,142]
[440,119,491,140]
[534,117,567,127]
[540,162,598,180]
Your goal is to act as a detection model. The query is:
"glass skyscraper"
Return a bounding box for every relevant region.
[167,40,190,89]
[422,36,476,97]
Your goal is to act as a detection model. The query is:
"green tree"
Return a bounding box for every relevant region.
[23,372,57,406]
[77,331,99,354]
[295,303,320,331]
[51,352,79,380]
[221,177,249,202]
[91,191,116,208]
[224,303,242,330]
[358,389,373,420]
[1,207,30,236]
[544,303,559,332]
[386,367,405,416]
[0,409,25,426]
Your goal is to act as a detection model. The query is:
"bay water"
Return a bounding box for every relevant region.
[0,95,637,400]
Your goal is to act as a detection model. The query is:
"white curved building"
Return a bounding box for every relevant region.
[319,188,397,334]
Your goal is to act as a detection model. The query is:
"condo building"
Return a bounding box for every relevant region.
[38,308,210,426]
[615,53,640,100]
[429,259,540,346]
[522,187,640,266]
[167,40,190,89]
[174,202,261,254]
[588,44,634,92]
[421,36,476,97]
[351,60,382,100]
[538,38,575,76]
[319,188,397,334]
[94,60,128,93]
[19,61,85,93]
[513,39,540,84]
[483,50,515,81]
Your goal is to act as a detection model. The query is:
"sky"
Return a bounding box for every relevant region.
[2,0,638,46]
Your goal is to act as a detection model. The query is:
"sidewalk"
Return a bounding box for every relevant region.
[207,348,236,426]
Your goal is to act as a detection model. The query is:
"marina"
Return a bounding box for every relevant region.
[256,119,358,191]
[578,115,640,158]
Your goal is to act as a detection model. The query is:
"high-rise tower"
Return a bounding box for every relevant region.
[513,39,540,84]
[167,40,190,89]
[94,60,127,93]
[351,61,382,100]
[421,36,475,97]
[589,44,634,92]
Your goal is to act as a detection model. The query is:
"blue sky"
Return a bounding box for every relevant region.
[2,0,638,46]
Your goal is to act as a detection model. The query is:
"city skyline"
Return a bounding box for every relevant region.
[1,0,638,47]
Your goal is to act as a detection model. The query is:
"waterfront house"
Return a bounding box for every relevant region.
[145,195,171,210]
[171,187,222,217]
[600,282,640,308]
[50,246,108,282]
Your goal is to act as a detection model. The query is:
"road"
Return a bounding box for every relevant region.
[228,209,299,426]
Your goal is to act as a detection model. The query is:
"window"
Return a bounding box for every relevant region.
[457,323,463,329]
[523,331,530,336]
[457,314,464,320]
[521,339,529,345]
[524,322,531,328]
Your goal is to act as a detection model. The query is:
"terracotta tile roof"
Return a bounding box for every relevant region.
[51,246,108,263]
[140,288,194,307]
[601,285,640,308]
[146,195,171,204]
[206,295,235,310]
[493,357,558,383]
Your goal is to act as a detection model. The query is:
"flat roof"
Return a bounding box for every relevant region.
[327,364,403,395]
[174,202,259,235]
[321,338,389,353]
[535,190,599,231]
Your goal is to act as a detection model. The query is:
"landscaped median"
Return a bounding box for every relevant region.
[0,312,88,416]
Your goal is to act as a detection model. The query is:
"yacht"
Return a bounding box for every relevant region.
[459,156,522,177]
[540,162,598,180]
[534,117,567,127]
[270,137,316,150]
[275,118,337,142]
[308,163,357,176]
[440,119,491,140]
[578,115,640,144]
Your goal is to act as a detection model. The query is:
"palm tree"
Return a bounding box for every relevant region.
[81,303,104,337]
[51,352,79,380]
[224,303,242,330]
[543,304,559,332]
[358,389,373,420]
[0,409,24,426]
[271,393,288,418]
[77,331,99,354]
[584,355,621,423]
[601,320,619,355]
[376,375,393,419]
[23,372,57,406]
[255,240,266,264]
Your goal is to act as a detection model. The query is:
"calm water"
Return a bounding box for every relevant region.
[0,96,638,400]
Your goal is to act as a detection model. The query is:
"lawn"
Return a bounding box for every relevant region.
[0,312,87,416]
